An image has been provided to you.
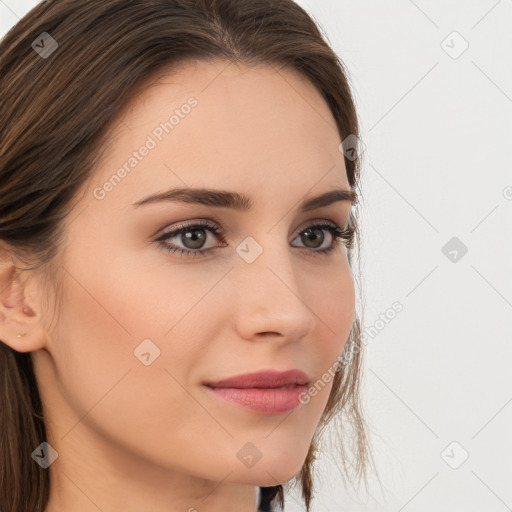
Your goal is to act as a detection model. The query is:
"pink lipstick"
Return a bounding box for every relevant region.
[203,369,310,415]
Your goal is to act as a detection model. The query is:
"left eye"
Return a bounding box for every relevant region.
[155,219,353,258]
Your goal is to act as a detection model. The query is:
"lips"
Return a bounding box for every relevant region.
[204,385,309,414]
[203,369,310,389]
[203,368,311,415]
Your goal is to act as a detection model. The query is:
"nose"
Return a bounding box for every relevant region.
[231,242,317,346]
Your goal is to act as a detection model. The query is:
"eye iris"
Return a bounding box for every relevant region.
[301,227,325,248]
[183,228,207,249]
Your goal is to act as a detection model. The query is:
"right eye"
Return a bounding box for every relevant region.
[155,219,226,257]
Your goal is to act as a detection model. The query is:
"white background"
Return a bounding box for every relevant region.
[1,1,511,511]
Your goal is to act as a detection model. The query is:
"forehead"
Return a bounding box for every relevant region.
[86,60,350,209]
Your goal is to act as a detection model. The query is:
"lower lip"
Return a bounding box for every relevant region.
[204,385,308,414]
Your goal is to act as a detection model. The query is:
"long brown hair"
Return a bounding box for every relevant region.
[0,1,377,510]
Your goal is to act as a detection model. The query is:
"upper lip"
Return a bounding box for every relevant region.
[203,369,310,389]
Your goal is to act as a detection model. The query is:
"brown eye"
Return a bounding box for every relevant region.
[176,227,208,250]
[156,220,225,257]
[299,226,327,249]
[292,222,353,255]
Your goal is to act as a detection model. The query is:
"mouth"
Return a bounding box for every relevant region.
[203,368,310,389]
[203,384,310,415]
[202,369,311,414]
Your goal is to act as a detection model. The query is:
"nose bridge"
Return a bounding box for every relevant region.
[231,232,316,340]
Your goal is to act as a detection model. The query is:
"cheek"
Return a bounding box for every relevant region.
[301,263,355,406]
[49,259,220,469]
[52,251,212,381]
[308,261,355,357]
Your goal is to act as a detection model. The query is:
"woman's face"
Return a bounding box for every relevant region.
[32,60,355,499]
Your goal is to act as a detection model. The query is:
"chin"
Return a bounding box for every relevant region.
[228,459,305,487]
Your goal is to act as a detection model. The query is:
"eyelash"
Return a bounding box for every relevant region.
[156,219,354,258]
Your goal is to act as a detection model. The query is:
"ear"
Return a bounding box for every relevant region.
[0,246,48,353]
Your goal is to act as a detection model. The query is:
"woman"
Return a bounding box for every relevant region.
[0,1,376,510]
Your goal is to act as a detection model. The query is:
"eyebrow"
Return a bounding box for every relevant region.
[131,187,357,212]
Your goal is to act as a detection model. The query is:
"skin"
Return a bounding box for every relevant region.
[0,60,355,512]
